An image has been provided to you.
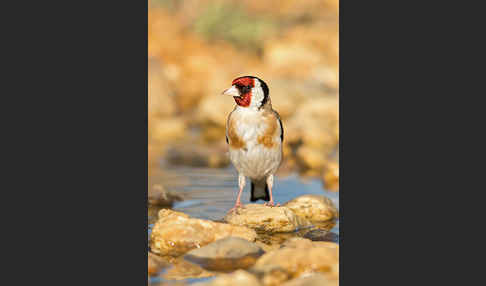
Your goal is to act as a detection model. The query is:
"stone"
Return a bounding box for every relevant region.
[284,195,338,222]
[148,58,177,119]
[184,237,264,272]
[148,184,183,207]
[322,161,339,191]
[296,146,327,170]
[166,144,230,168]
[224,204,311,233]
[150,209,257,256]
[303,229,339,243]
[192,270,261,286]
[252,238,339,280]
[162,257,215,281]
[250,264,291,286]
[149,117,186,143]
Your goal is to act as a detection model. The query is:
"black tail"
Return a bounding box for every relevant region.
[250,180,270,202]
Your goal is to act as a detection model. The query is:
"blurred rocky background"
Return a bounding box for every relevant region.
[148,0,339,191]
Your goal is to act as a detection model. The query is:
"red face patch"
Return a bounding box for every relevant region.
[232,77,255,107]
[232,77,254,87]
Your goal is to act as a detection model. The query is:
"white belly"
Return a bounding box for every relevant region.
[229,144,281,180]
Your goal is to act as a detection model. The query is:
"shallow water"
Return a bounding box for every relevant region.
[148,161,339,285]
[148,162,339,234]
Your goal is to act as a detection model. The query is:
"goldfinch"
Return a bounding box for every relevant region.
[222,76,284,212]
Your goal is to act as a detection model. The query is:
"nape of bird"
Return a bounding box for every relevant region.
[222,76,284,213]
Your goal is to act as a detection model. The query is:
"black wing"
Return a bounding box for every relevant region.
[274,110,284,142]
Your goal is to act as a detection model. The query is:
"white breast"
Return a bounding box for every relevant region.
[228,107,282,180]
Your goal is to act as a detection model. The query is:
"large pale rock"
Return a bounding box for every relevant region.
[150,209,257,256]
[284,195,338,222]
[193,270,261,286]
[253,238,339,280]
[224,204,311,233]
[184,237,264,272]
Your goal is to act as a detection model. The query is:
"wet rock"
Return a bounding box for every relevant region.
[184,237,264,272]
[224,204,311,233]
[303,229,339,243]
[281,273,337,286]
[148,184,183,207]
[150,209,257,256]
[193,270,261,286]
[284,195,338,222]
[162,257,215,281]
[148,252,169,276]
[166,144,230,168]
[252,238,339,280]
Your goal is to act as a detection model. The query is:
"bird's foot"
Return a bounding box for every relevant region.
[264,201,280,207]
[228,202,245,214]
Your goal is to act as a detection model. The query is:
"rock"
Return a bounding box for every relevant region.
[281,273,337,286]
[296,146,327,170]
[196,93,235,129]
[148,184,183,207]
[166,144,230,168]
[162,257,215,281]
[150,209,257,256]
[251,265,291,286]
[322,161,339,192]
[148,252,169,276]
[149,117,186,143]
[148,58,177,119]
[193,270,261,286]
[286,96,339,170]
[252,238,339,280]
[303,229,339,243]
[224,204,311,233]
[184,237,265,272]
[284,195,338,222]
[281,237,338,250]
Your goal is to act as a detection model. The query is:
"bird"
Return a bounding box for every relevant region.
[222,76,284,212]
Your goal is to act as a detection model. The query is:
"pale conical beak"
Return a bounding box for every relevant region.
[222,85,239,97]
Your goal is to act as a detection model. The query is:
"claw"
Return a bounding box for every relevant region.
[228,202,245,214]
[264,201,280,207]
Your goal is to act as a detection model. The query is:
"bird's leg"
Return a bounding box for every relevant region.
[264,175,280,207]
[229,174,246,213]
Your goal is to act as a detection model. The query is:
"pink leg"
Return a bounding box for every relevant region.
[228,174,246,213]
[264,175,280,207]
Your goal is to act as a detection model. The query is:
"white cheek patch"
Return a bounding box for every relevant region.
[250,79,265,109]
